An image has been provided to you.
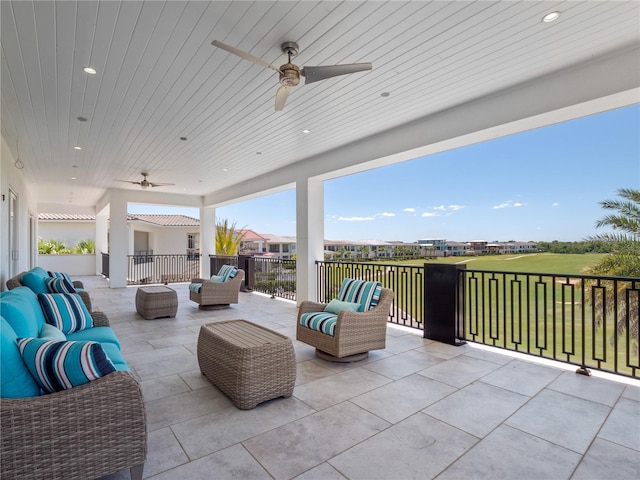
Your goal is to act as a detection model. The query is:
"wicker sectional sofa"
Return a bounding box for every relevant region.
[0,286,146,480]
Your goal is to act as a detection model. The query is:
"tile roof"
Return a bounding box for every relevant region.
[38,213,95,221]
[38,213,199,227]
[128,214,199,227]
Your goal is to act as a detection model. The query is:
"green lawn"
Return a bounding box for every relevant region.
[387,252,606,275]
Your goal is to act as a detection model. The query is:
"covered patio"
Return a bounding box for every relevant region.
[83,276,640,480]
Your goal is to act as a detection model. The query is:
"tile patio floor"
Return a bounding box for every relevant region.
[85,276,640,480]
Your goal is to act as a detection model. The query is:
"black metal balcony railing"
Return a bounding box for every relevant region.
[251,257,297,301]
[126,254,200,285]
[460,270,639,378]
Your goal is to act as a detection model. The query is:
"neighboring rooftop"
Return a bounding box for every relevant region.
[38,213,200,227]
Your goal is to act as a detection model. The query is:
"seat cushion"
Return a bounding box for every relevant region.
[337,278,383,312]
[189,283,203,293]
[1,317,42,398]
[101,343,130,372]
[300,312,338,336]
[38,293,93,334]
[17,338,116,394]
[67,326,121,348]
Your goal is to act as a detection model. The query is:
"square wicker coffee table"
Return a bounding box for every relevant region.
[135,286,178,320]
[197,320,296,409]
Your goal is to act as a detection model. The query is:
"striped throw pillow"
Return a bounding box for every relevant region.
[48,271,73,283]
[337,278,382,312]
[37,293,93,334]
[217,264,238,282]
[17,338,115,394]
[46,277,77,294]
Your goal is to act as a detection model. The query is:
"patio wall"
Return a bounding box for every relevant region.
[37,254,96,276]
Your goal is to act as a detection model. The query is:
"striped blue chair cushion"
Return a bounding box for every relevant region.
[300,312,338,336]
[189,283,202,293]
[337,278,383,312]
[37,293,93,334]
[46,277,77,294]
[17,338,115,394]
[217,264,238,282]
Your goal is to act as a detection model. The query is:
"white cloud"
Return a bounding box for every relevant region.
[338,216,375,222]
[552,202,560,207]
[433,205,446,211]
[403,207,415,213]
[448,204,465,211]
[377,212,396,217]
[422,212,440,217]
[493,200,526,209]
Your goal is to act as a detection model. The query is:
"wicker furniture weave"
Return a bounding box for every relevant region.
[6,271,92,312]
[296,287,394,362]
[0,371,147,480]
[189,269,245,309]
[197,320,296,409]
[135,286,178,320]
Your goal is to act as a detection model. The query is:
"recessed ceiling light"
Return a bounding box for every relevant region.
[71,176,77,180]
[302,129,311,134]
[223,168,228,172]
[256,152,262,155]
[72,165,78,168]
[73,146,82,150]
[542,11,560,23]
[77,116,88,122]
[83,66,97,74]
[380,92,391,97]
[180,136,187,141]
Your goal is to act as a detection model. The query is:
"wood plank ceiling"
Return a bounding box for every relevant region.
[1,1,639,207]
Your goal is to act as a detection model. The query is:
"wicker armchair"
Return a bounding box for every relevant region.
[0,371,147,480]
[6,271,92,312]
[189,269,245,308]
[297,287,394,362]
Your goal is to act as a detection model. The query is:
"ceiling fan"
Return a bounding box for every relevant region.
[211,40,372,111]
[115,172,175,189]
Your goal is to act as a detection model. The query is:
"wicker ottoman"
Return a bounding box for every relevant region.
[197,320,296,409]
[135,286,178,320]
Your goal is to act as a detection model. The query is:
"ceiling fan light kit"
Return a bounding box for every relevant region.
[212,40,372,111]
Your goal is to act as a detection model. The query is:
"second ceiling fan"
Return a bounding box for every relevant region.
[212,40,373,111]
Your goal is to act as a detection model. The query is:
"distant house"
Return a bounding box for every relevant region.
[38,213,200,256]
[238,229,269,255]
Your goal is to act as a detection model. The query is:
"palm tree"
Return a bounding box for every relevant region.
[586,188,639,353]
[215,219,244,255]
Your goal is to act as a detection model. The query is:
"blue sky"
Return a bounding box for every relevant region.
[129,104,639,243]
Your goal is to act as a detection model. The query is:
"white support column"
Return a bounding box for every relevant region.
[108,196,128,288]
[296,177,324,304]
[200,206,216,278]
[95,207,109,275]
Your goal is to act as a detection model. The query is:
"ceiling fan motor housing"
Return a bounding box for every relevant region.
[279,63,300,87]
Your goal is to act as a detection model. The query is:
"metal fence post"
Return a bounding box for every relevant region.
[424,263,466,345]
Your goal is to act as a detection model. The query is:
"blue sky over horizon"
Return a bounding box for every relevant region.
[129,104,639,243]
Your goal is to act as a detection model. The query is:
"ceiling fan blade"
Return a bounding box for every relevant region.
[211,40,281,73]
[149,182,176,187]
[275,86,291,111]
[302,63,372,84]
[115,179,141,185]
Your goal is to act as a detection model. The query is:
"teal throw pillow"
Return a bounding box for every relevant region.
[210,275,225,283]
[324,299,361,314]
[39,323,67,342]
[21,271,49,294]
